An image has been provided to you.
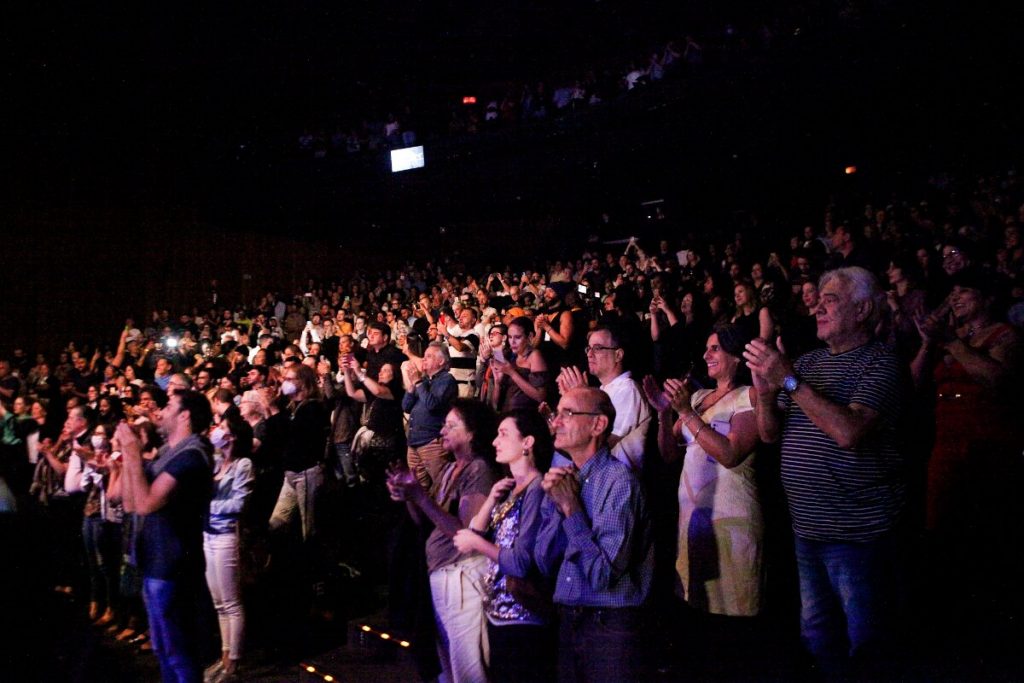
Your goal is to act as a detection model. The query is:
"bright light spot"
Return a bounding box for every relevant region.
[324,676,334,682]
[462,96,477,104]
[306,666,316,673]
[845,166,857,175]
[380,633,391,640]
[361,625,372,632]
[400,641,411,648]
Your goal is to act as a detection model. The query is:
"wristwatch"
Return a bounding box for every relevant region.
[782,375,800,394]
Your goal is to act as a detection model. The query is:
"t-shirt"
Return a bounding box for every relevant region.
[779,341,905,542]
[138,435,213,580]
[424,458,497,573]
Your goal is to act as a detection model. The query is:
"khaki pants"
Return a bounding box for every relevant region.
[406,438,450,489]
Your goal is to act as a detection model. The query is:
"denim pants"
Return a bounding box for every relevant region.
[143,577,205,683]
[334,442,358,486]
[794,533,899,672]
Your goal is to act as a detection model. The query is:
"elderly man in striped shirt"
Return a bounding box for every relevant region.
[745,266,906,678]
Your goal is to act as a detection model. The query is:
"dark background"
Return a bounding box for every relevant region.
[2,1,1022,354]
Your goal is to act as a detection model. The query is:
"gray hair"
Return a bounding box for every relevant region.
[818,266,884,329]
[427,342,451,370]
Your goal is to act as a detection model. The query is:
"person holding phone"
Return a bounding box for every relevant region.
[490,317,548,413]
[478,324,510,408]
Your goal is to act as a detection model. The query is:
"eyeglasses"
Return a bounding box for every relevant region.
[551,408,603,422]
[584,345,619,355]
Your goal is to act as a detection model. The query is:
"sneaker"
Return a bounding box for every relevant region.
[203,661,224,683]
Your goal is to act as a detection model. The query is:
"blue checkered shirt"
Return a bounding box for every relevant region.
[534,447,653,607]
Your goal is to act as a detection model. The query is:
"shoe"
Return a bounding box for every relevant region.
[105,623,120,635]
[129,633,148,645]
[94,608,115,627]
[203,661,224,683]
[137,641,153,653]
[115,628,136,641]
[214,667,240,682]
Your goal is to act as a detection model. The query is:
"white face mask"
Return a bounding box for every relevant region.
[91,435,106,450]
[210,427,230,449]
[280,379,298,397]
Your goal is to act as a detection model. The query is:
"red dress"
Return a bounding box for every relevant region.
[927,323,1022,531]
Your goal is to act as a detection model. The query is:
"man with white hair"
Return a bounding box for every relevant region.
[401,342,457,488]
[744,267,905,676]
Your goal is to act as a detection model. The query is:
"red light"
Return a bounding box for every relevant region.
[844,166,857,175]
[462,96,477,105]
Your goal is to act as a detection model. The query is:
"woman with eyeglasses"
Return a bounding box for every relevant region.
[202,413,255,683]
[643,323,764,664]
[387,399,499,683]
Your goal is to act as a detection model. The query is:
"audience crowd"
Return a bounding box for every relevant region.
[291,16,786,161]
[1,166,1023,681]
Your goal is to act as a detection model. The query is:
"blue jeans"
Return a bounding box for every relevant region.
[143,577,205,683]
[794,533,899,673]
[334,442,358,486]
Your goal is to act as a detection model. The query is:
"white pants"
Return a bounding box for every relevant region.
[429,555,490,683]
[204,531,244,660]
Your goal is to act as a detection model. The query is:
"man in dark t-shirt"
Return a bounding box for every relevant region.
[116,390,214,683]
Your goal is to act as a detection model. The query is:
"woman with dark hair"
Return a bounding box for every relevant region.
[343,359,405,486]
[534,284,575,369]
[913,268,1022,535]
[96,395,125,429]
[65,423,123,627]
[643,323,764,618]
[453,409,556,683]
[732,280,773,342]
[203,413,255,683]
[387,398,498,683]
[490,316,548,413]
[884,252,928,358]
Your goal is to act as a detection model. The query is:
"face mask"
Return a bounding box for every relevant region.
[210,427,230,449]
[91,436,106,450]
[280,380,298,397]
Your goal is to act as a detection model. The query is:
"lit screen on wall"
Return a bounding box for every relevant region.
[390,145,425,172]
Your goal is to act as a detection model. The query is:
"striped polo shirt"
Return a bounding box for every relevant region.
[779,340,905,542]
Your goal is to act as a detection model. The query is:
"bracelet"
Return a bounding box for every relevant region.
[469,527,487,537]
[693,422,708,441]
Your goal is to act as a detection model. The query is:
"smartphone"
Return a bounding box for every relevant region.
[492,348,505,364]
[577,284,588,294]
